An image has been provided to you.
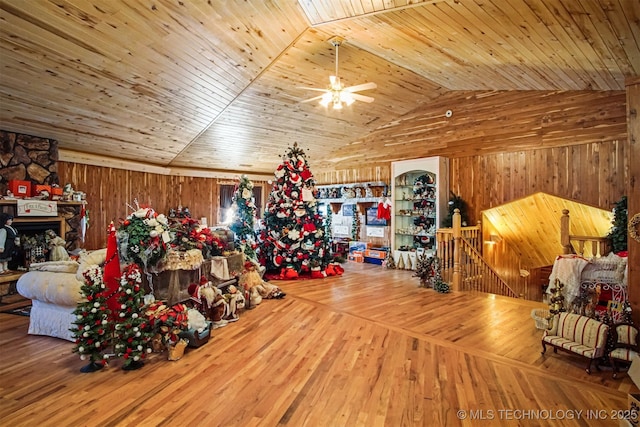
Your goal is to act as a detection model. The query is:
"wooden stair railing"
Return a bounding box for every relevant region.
[456,237,520,297]
[436,225,480,285]
[560,209,611,257]
[436,208,519,298]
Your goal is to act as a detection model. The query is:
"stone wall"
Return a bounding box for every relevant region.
[0,130,83,253]
[0,130,59,193]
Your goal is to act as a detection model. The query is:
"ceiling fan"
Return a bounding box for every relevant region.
[299,36,377,110]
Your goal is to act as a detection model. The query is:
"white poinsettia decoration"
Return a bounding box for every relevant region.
[145,218,159,227]
[302,188,315,202]
[287,229,301,240]
[242,188,252,199]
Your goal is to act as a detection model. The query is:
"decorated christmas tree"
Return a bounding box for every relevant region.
[113,263,154,370]
[324,205,332,240]
[444,192,470,227]
[262,143,331,275]
[71,265,112,373]
[230,174,259,262]
[413,252,432,287]
[351,210,360,240]
[431,257,450,293]
[607,195,627,253]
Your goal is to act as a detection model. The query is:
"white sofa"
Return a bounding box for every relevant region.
[16,249,106,341]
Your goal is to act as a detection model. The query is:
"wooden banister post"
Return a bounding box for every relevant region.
[560,209,572,254]
[452,208,461,291]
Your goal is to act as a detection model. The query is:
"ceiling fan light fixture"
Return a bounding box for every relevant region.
[340,91,355,106]
[320,92,332,107]
[301,36,376,110]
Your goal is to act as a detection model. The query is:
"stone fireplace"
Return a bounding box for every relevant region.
[0,130,84,262]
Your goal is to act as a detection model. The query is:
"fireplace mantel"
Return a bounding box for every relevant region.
[0,199,86,251]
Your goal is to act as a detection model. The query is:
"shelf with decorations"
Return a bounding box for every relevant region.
[391,157,449,270]
[316,181,391,246]
[315,181,388,207]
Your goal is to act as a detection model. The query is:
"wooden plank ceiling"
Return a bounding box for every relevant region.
[482,192,613,268]
[0,0,638,178]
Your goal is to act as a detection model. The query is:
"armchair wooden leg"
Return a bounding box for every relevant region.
[585,359,593,374]
[610,357,619,379]
[541,341,547,355]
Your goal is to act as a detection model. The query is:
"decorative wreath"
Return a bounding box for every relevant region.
[629,213,640,243]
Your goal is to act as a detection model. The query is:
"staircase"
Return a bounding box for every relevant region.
[436,209,519,298]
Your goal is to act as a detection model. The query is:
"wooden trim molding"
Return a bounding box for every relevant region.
[59,149,273,181]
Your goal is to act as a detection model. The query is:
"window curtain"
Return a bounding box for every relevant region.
[220,183,263,219]
[220,184,235,210]
[253,186,263,218]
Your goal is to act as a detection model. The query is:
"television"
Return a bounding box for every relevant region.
[366,207,387,226]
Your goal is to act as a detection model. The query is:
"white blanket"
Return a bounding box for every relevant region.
[547,255,589,305]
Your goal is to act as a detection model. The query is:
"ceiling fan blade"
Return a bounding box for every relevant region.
[351,93,375,103]
[344,82,377,92]
[297,86,329,92]
[300,94,326,103]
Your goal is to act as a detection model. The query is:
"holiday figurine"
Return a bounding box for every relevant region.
[195,276,230,328]
[222,285,245,323]
[238,261,286,300]
[0,213,19,274]
[45,229,70,261]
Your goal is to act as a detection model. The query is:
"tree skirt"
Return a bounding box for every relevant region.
[264,263,344,281]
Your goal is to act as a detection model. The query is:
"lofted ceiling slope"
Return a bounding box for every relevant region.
[0,0,638,178]
[482,192,613,269]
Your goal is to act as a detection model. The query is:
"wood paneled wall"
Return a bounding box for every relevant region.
[449,139,628,225]
[324,90,627,173]
[57,162,268,250]
[60,138,627,253]
[627,78,640,321]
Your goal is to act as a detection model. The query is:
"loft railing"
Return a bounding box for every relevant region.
[436,224,480,284]
[436,209,519,298]
[560,209,611,257]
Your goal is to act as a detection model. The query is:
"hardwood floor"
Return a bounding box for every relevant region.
[0,262,636,426]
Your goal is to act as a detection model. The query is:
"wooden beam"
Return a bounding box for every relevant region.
[627,77,640,325]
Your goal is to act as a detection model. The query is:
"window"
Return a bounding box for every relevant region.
[219,184,264,223]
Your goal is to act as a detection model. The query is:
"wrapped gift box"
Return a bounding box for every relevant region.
[33,184,51,198]
[364,249,388,259]
[8,180,31,198]
[50,187,63,199]
[348,252,364,262]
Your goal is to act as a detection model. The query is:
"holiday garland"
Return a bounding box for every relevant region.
[630,213,640,244]
[70,265,112,371]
